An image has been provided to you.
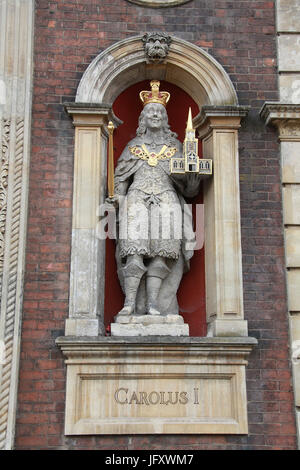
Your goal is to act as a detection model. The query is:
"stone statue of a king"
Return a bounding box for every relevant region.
[107,81,202,335]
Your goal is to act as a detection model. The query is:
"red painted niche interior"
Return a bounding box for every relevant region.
[104,80,207,336]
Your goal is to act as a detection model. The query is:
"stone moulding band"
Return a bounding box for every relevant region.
[56,335,258,357]
[126,0,192,7]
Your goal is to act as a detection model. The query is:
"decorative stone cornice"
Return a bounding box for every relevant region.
[0,119,10,271]
[260,102,300,124]
[195,105,249,124]
[194,105,250,139]
[65,102,113,113]
[64,102,123,132]
[260,102,300,141]
[56,336,257,364]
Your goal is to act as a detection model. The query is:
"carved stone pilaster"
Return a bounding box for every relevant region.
[64,104,122,337]
[275,119,300,141]
[261,101,300,448]
[0,119,10,272]
[0,0,34,450]
[195,106,249,337]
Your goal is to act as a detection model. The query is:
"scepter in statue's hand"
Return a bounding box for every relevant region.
[108,121,115,199]
[105,121,120,208]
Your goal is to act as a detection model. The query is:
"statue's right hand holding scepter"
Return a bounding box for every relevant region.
[105,121,120,209]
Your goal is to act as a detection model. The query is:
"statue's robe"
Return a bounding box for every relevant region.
[114,134,197,315]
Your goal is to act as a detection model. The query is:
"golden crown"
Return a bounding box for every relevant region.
[139,80,170,108]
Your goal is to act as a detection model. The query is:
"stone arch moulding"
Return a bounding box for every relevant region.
[65,34,249,340]
[126,0,193,8]
[59,34,256,437]
[75,35,238,109]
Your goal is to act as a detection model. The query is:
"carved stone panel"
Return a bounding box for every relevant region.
[277,119,300,141]
[0,119,9,271]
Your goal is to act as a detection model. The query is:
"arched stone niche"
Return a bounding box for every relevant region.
[65,35,248,338]
[76,36,238,108]
[58,34,256,437]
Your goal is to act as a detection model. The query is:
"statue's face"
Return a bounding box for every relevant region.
[144,103,165,131]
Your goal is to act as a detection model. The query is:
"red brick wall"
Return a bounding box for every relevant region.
[15,0,297,449]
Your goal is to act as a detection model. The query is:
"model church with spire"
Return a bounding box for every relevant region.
[170,107,212,175]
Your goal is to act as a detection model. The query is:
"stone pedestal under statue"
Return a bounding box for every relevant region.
[111,313,189,336]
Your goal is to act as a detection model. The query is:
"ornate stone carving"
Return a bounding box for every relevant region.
[260,103,300,141]
[142,32,172,64]
[0,117,24,449]
[277,119,300,140]
[0,119,10,271]
[260,102,300,125]
[0,0,34,449]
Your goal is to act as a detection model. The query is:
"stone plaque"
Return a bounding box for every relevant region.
[69,373,238,434]
[57,337,256,435]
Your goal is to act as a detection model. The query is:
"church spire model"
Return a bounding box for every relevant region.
[183,107,199,173]
[170,107,213,176]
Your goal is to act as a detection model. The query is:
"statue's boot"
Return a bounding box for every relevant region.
[118,256,146,316]
[146,257,170,316]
